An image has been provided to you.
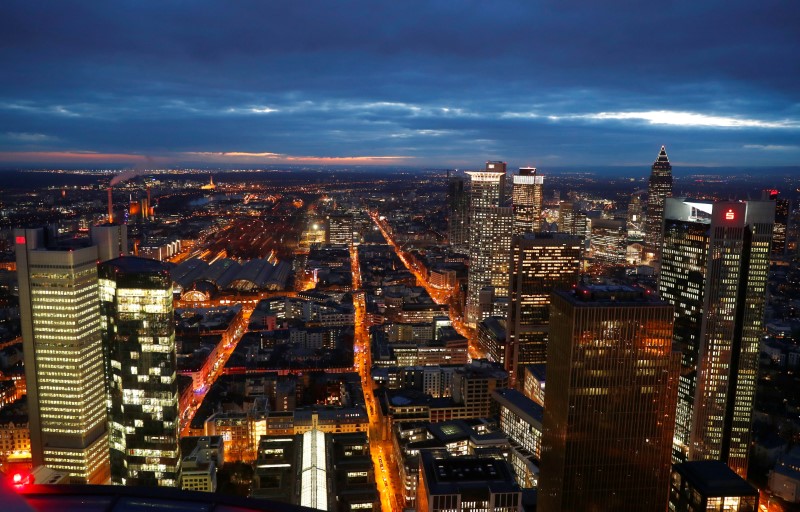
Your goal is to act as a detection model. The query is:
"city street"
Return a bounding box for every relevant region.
[369,211,483,359]
[350,245,403,512]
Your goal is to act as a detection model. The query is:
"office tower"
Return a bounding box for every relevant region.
[447,176,469,250]
[512,167,544,234]
[670,461,759,511]
[589,219,627,265]
[466,162,510,327]
[100,256,180,487]
[557,201,588,239]
[90,223,129,262]
[538,284,680,512]
[627,190,645,241]
[645,145,673,260]
[764,189,790,259]
[326,213,354,245]
[659,198,774,476]
[417,451,522,512]
[14,228,110,484]
[506,233,581,385]
[477,316,506,366]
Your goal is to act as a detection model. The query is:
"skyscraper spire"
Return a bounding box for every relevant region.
[645,145,673,263]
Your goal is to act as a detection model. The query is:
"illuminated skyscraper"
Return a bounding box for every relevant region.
[538,284,680,512]
[764,189,790,259]
[447,175,469,250]
[557,201,587,240]
[466,162,511,326]
[506,233,581,385]
[100,256,180,487]
[645,145,673,260]
[627,191,645,241]
[512,167,544,234]
[14,227,110,484]
[659,198,774,476]
[326,213,354,246]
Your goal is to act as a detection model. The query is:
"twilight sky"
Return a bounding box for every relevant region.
[1,1,799,169]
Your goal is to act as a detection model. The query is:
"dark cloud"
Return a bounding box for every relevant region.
[0,0,798,167]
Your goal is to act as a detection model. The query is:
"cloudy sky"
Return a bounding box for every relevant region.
[1,1,799,169]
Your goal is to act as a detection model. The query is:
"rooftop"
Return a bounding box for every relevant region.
[673,461,758,497]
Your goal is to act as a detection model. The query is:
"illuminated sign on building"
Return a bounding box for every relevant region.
[15,236,26,244]
[725,209,735,220]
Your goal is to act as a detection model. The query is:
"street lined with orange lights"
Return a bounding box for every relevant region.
[369,210,483,359]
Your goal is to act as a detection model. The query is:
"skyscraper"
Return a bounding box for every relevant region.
[557,201,588,240]
[538,284,680,512]
[645,145,673,260]
[100,256,180,487]
[512,167,544,234]
[14,227,110,484]
[506,233,582,385]
[627,190,645,242]
[764,189,790,259]
[447,175,469,250]
[466,162,511,327]
[659,198,774,476]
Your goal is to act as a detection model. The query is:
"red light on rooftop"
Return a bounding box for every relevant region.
[15,236,26,245]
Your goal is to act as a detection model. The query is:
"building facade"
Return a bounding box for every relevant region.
[538,285,680,512]
[511,167,544,234]
[506,233,582,385]
[659,198,774,476]
[466,162,511,326]
[447,175,469,250]
[645,145,673,260]
[100,256,180,487]
[14,228,109,484]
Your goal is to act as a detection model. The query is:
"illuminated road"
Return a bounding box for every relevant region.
[369,211,483,359]
[350,245,403,512]
[179,304,254,436]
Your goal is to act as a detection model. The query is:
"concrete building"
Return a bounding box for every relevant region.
[14,227,110,484]
[416,451,522,512]
[670,461,759,511]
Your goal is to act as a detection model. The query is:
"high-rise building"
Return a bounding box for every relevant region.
[90,223,129,262]
[764,189,790,259]
[512,167,544,234]
[326,213,354,246]
[627,191,645,242]
[538,284,680,512]
[506,233,582,385]
[447,176,469,250]
[557,201,588,240]
[645,145,673,260]
[659,198,774,476]
[14,227,110,484]
[589,219,627,265]
[466,162,510,327]
[100,256,180,487]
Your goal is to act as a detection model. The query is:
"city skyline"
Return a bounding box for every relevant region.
[1,2,800,168]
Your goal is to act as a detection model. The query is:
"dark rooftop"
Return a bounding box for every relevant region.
[673,461,758,497]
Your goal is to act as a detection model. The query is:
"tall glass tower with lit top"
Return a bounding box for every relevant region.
[100,256,180,487]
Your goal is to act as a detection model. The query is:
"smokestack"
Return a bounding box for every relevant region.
[107,187,113,224]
